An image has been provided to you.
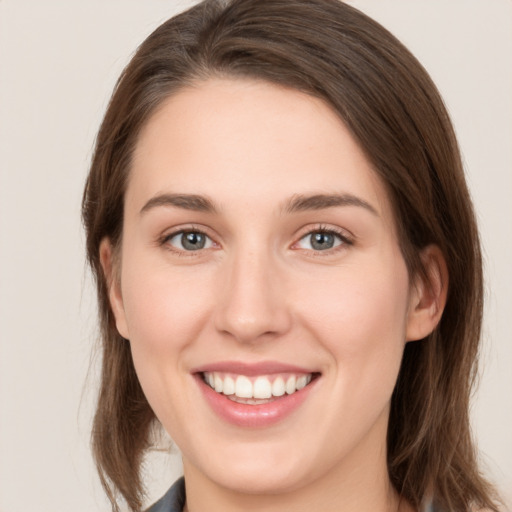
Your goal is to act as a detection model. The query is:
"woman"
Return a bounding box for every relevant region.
[82,0,502,511]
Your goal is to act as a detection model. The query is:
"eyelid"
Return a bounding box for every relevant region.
[156,223,353,255]
[291,224,354,252]
[159,224,219,254]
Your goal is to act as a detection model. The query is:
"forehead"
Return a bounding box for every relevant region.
[128,78,394,223]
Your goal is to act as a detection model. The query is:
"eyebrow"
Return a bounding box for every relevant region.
[140,193,218,215]
[282,193,379,216]
[139,192,378,217]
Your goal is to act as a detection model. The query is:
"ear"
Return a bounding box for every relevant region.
[99,238,130,339]
[406,245,449,342]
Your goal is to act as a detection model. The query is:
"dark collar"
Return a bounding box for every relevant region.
[146,477,186,512]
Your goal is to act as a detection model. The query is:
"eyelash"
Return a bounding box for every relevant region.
[159,226,214,257]
[294,225,353,255]
[159,224,353,256]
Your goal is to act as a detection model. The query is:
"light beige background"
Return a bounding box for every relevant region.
[0,1,510,510]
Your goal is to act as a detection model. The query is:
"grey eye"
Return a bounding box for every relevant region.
[297,231,343,251]
[167,231,213,251]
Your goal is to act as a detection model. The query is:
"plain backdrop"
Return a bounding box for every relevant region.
[0,1,511,511]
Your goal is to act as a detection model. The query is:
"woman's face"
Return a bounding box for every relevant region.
[106,78,427,495]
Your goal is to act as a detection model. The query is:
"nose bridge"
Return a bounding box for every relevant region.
[214,242,291,343]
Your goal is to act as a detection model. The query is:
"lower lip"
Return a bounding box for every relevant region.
[195,374,318,428]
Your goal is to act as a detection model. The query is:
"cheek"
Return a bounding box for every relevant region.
[117,252,216,415]
[121,262,213,354]
[311,255,408,336]
[298,255,410,384]
[118,260,217,432]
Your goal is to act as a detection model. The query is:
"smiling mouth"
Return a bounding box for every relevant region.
[201,372,318,404]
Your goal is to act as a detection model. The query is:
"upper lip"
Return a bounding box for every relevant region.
[191,360,317,376]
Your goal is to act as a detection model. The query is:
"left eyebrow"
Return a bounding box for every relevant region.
[282,193,379,216]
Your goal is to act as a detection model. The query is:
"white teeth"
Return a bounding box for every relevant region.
[296,375,307,390]
[235,375,253,398]
[214,373,223,393]
[204,372,314,400]
[272,377,286,397]
[222,376,235,395]
[253,376,272,399]
[285,376,296,394]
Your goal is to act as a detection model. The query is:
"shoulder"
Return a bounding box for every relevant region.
[146,477,186,512]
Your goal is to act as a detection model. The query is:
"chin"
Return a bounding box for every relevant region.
[184,437,328,496]
[207,464,308,496]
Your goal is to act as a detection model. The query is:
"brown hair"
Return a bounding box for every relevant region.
[82,1,500,510]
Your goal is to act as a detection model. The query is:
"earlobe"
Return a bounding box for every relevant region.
[99,238,130,339]
[406,245,449,342]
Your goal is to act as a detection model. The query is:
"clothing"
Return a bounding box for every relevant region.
[146,477,438,512]
[146,477,186,512]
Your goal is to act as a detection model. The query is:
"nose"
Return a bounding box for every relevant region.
[213,249,292,344]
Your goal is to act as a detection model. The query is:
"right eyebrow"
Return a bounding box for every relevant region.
[140,193,218,215]
[282,192,379,216]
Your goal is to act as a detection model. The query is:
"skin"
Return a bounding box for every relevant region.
[101,78,447,512]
